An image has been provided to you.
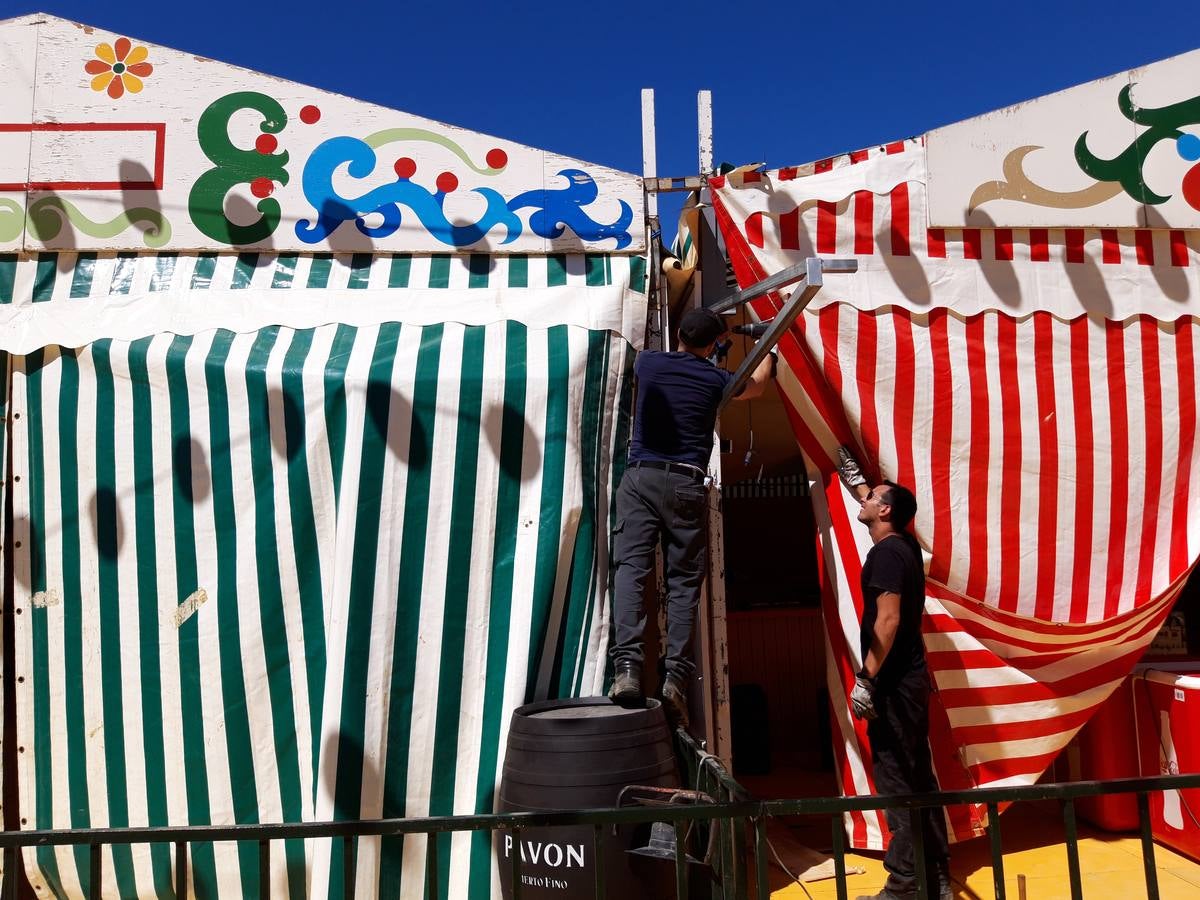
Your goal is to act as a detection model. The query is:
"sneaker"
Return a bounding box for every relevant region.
[661,673,689,728]
[608,662,642,704]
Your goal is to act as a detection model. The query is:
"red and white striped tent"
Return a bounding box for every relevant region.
[711,137,1200,847]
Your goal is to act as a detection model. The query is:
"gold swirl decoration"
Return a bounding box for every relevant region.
[968,146,1124,212]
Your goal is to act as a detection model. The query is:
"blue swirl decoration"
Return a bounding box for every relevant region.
[295,137,633,248]
[510,169,633,249]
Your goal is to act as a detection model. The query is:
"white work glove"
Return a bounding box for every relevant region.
[754,340,779,377]
[850,674,878,721]
[836,445,867,490]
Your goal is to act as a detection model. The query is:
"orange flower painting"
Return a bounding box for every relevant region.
[85,38,153,99]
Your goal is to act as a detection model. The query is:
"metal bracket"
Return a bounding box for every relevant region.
[708,258,858,315]
[718,257,857,409]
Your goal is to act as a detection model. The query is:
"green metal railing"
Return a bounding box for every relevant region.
[1,771,1198,899]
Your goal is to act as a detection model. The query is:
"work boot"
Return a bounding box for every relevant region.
[937,869,954,899]
[661,672,689,729]
[854,877,953,900]
[608,662,642,704]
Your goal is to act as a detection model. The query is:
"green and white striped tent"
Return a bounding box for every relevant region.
[0,250,647,899]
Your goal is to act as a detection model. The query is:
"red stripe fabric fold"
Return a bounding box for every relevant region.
[709,155,1200,849]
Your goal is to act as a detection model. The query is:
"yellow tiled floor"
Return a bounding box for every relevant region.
[740,769,1200,899]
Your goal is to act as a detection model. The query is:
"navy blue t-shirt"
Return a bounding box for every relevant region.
[628,351,734,469]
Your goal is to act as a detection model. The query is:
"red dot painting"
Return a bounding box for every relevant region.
[255,134,278,155]
[1183,164,1200,212]
[486,148,508,169]
[436,172,458,193]
[250,177,274,198]
[394,157,417,179]
[299,105,321,124]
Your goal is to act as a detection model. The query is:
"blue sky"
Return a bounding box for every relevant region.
[7,0,1196,237]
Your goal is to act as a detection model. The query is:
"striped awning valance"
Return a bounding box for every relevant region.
[0,251,648,354]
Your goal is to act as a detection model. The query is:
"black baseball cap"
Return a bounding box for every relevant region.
[678,307,726,348]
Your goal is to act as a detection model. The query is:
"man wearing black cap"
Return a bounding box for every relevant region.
[609,307,776,726]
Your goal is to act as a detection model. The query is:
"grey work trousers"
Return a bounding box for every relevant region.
[609,463,708,681]
[867,667,950,894]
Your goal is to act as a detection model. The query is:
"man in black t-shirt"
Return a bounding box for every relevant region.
[609,307,775,726]
[838,448,952,900]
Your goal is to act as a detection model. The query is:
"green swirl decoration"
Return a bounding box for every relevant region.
[188,91,290,244]
[1075,84,1200,205]
[364,128,503,175]
[26,197,171,248]
[0,198,24,242]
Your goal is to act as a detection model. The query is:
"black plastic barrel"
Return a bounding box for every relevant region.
[497,697,679,899]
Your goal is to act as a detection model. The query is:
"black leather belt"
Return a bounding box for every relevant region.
[630,460,707,481]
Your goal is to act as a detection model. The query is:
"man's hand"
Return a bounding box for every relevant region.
[850,674,878,721]
[754,340,779,378]
[837,445,867,490]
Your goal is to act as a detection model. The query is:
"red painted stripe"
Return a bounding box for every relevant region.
[1104,320,1129,618]
[1101,228,1121,264]
[1171,230,1190,267]
[855,191,875,255]
[815,158,834,173]
[819,305,845,399]
[926,592,1167,649]
[745,211,765,248]
[930,579,1169,640]
[817,202,838,253]
[1135,317,1164,604]
[743,170,762,184]
[928,309,954,585]
[935,644,1145,705]
[769,311,859,453]
[803,472,872,849]
[1032,313,1059,619]
[890,184,911,256]
[850,149,870,164]
[855,312,881,464]
[963,314,991,602]
[950,706,1098,746]
[1066,229,1085,263]
[925,649,1008,670]
[996,315,1023,613]
[775,399,881,839]
[1170,322,1196,576]
[963,229,983,260]
[927,228,947,259]
[1068,316,1095,622]
[969,749,1062,786]
[1030,229,1050,262]
[885,141,906,154]
[779,167,798,180]
[780,208,800,251]
[994,228,1014,261]
[891,308,917,495]
[708,175,726,189]
[1135,230,1155,266]
[931,638,1131,671]
[925,689,979,836]
[819,470,882,836]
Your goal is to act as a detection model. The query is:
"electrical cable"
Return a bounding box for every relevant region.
[763,830,816,900]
